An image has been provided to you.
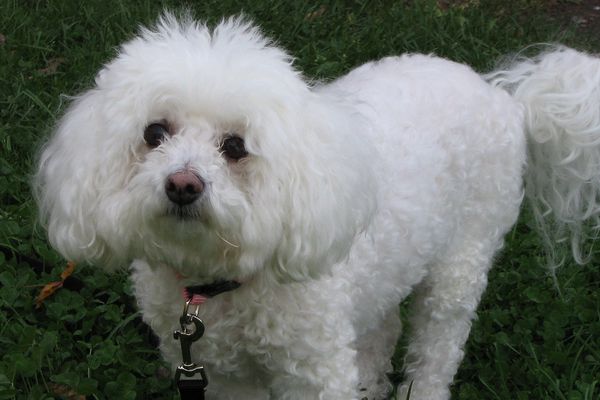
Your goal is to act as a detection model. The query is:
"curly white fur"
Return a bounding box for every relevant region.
[35,14,600,400]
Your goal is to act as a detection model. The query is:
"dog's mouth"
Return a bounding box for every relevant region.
[165,204,204,221]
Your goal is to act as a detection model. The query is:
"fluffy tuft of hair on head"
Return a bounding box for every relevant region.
[139,10,269,50]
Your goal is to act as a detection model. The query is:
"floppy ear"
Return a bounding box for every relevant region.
[34,90,133,269]
[265,94,378,281]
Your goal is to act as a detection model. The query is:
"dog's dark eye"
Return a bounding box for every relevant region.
[220,135,248,161]
[144,123,169,147]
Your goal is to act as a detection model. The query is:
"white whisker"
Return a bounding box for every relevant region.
[216,231,240,248]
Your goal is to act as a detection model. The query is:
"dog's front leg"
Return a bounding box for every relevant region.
[267,344,360,400]
[244,285,361,400]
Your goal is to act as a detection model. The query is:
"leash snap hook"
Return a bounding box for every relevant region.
[174,300,208,395]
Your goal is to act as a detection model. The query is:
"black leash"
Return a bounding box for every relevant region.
[177,379,207,400]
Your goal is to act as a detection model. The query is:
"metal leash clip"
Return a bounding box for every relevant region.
[174,300,208,399]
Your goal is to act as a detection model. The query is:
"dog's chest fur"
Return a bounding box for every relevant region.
[130,260,358,377]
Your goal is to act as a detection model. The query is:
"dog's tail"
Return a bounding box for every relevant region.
[486,45,600,268]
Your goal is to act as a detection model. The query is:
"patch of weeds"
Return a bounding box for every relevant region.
[0,257,174,399]
[453,214,600,399]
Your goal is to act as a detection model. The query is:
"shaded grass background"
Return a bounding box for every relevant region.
[0,0,599,399]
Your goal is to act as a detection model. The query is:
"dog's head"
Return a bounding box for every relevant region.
[35,14,376,283]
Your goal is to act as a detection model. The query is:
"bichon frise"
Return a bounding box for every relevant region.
[34,14,600,400]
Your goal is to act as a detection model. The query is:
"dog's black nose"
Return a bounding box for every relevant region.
[165,170,204,206]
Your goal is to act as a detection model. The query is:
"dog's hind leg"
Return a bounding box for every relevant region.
[396,231,502,400]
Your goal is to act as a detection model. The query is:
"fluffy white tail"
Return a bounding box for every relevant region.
[487,45,600,267]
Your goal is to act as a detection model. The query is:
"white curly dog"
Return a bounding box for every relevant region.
[35,14,600,400]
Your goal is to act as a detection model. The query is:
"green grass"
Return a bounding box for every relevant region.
[1,0,599,399]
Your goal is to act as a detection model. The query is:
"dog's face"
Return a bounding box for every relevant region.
[35,15,376,282]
